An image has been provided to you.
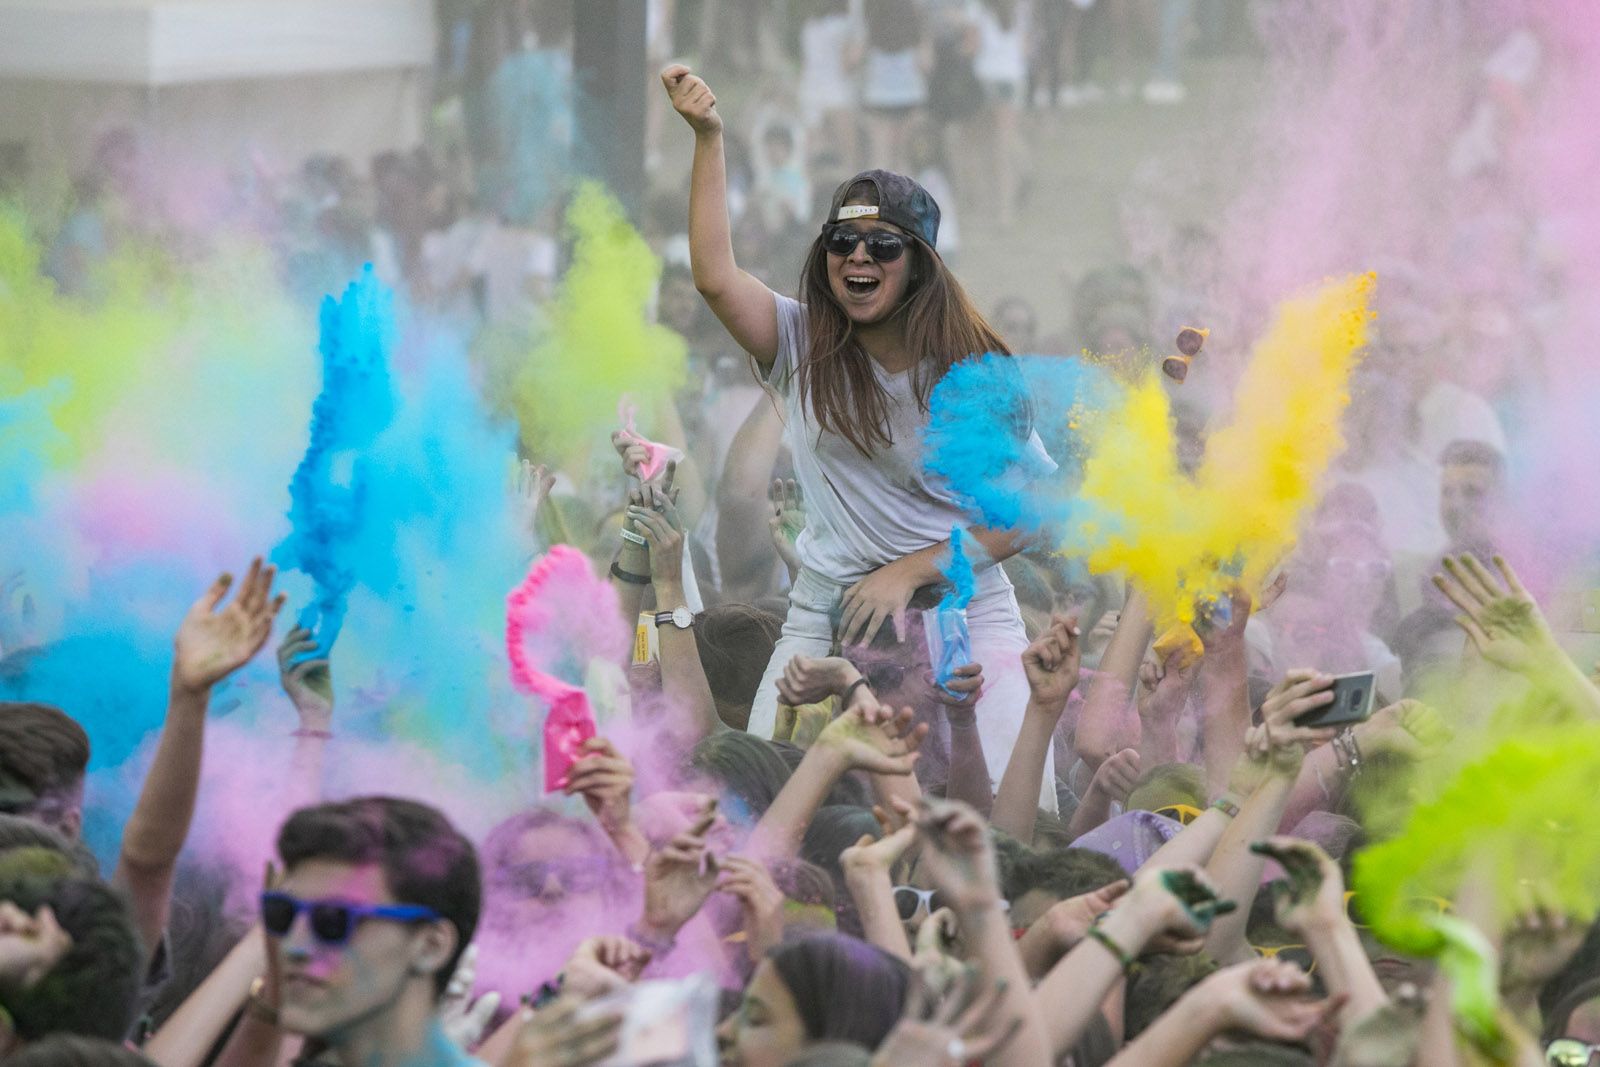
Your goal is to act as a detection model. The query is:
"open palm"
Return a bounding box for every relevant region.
[173,557,286,693]
[1433,554,1556,673]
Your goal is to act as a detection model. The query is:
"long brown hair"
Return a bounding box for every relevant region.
[795,226,1011,457]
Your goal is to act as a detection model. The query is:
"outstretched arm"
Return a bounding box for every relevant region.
[115,559,284,963]
[661,64,780,369]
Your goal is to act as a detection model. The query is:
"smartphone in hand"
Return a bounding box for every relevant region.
[1292,670,1376,728]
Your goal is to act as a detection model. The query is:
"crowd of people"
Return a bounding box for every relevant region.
[3,1,1598,1066]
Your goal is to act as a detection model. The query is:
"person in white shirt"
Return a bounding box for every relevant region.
[662,65,1047,802]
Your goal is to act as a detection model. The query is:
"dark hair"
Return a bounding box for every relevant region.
[1125,954,1219,1039]
[767,933,911,1047]
[773,743,873,809]
[797,183,1009,457]
[687,732,796,820]
[0,875,143,1040]
[696,603,784,732]
[0,703,90,814]
[1012,847,1127,901]
[276,797,480,998]
[801,806,883,866]
[4,1036,156,1067]
[0,814,98,879]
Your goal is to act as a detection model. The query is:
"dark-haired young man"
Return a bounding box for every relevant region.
[0,704,89,842]
[251,796,483,1067]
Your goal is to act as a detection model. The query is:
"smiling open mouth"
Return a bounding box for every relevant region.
[844,275,880,297]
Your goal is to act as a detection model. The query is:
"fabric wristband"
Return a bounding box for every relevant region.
[610,562,651,586]
[1211,796,1241,819]
[620,528,648,546]
[1086,921,1136,974]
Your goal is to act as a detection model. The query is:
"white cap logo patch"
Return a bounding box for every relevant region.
[835,204,879,221]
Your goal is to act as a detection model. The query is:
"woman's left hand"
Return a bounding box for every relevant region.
[841,557,925,646]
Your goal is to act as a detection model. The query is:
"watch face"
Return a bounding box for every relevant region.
[673,607,693,629]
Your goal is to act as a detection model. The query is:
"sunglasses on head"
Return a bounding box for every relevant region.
[1341,890,1452,930]
[822,223,909,263]
[260,890,439,947]
[1153,804,1206,826]
[1249,942,1316,975]
[1547,1040,1600,1067]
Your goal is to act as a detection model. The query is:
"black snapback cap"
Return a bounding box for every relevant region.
[825,169,941,250]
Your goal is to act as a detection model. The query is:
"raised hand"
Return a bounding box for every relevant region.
[564,737,636,837]
[562,935,652,998]
[1353,699,1450,762]
[640,801,721,941]
[1433,554,1559,674]
[439,944,501,1049]
[1115,864,1234,955]
[872,964,1023,1067]
[718,855,788,962]
[1195,586,1253,653]
[626,481,686,590]
[506,997,623,1067]
[913,798,1003,914]
[1249,837,1346,938]
[513,459,555,537]
[1085,748,1141,808]
[660,64,723,136]
[1201,958,1339,1041]
[1022,613,1082,712]
[276,625,332,732]
[935,663,985,709]
[776,654,863,707]
[173,557,286,695]
[1137,647,1198,722]
[610,429,653,481]
[840,822,918,884]
[815,704,928,776]
[768,478,805,574]
[1247,669,1341,774]
[1031,880,1131,955]
[0,901,72,991]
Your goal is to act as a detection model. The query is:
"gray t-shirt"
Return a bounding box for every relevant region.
[768,295,1039,582]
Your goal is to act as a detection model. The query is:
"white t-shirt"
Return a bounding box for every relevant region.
[767,295,1041,581]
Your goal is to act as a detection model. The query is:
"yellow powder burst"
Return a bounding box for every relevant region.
[1072,273,1375,627]
[0,210,182,466]
[508,182,687,468]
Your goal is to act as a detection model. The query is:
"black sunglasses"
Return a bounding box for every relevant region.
[260,891,439,947]
[822,224,909,263]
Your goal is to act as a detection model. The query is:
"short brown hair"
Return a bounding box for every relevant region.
[0,703,90,813]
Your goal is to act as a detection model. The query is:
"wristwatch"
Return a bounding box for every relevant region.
[653,606,696,630]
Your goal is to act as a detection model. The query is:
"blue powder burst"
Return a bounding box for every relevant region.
[924,353,1110,535]
[274,265,399,658]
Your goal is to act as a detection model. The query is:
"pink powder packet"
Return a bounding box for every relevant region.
[543,683,598,792]
[617,399,681,482]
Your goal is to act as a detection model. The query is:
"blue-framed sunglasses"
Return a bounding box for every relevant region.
[260,890,439,947]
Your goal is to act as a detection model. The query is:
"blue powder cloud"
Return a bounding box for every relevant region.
[923,353,1112,536]
[274,265,400,658]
